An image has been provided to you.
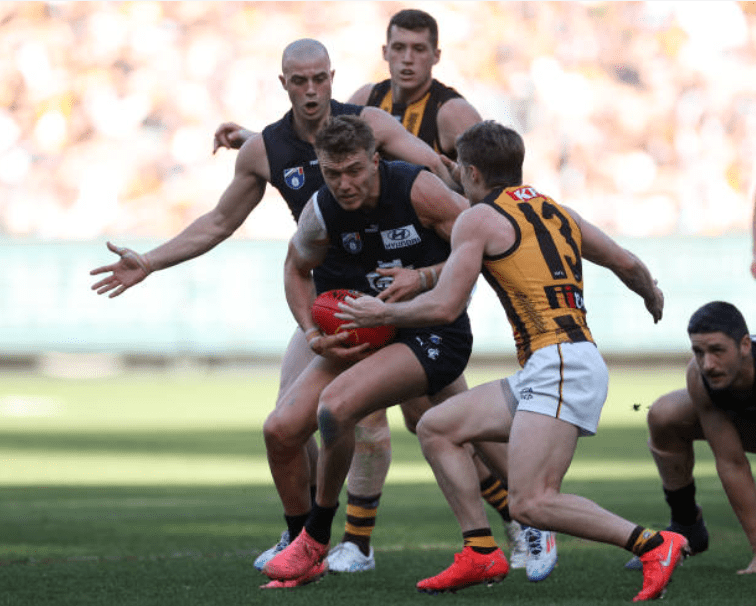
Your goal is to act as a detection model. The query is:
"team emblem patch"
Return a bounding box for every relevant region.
[341,232,363,254]
[284,167,305,190]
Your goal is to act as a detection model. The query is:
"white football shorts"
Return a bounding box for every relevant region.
[504,341,609,437]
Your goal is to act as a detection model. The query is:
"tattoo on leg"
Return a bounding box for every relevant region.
[318,408,339,446]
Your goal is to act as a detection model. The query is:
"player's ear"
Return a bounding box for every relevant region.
[433,48,441,65]
[279,74,286,89]
[739,334,751,356]
[382,44,389,61]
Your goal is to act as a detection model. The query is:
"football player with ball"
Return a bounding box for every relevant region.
[261,114,514,588]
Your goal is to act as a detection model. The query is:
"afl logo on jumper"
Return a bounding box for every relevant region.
[380,225,421,250]
[341,232,363,254]
[284,167,305,190]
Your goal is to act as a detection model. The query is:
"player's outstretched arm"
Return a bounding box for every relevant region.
[212,122,256,154]
[361,106,456,190]
[567,207,663,323]
[90,136,268,298]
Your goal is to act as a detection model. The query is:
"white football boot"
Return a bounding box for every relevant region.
[326,541,376,572]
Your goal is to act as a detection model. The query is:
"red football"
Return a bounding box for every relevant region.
[311,289,396,350]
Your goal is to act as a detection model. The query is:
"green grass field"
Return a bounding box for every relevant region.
[1,362,755,605]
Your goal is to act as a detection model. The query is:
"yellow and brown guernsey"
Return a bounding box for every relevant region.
[365,79,463,159]
[481,185,595,367]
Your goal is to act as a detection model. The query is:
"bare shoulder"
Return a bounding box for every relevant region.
[459,203,517,256]
[348,83,373,105]
[236,132,271,181]
[437,97,482,132]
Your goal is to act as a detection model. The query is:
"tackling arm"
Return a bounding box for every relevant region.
[361,106,456,190]
[337,208,486,329]
[375,171,469,303]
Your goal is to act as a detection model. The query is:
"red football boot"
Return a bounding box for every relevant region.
[263,528,329,581]
[633,531,689,602]
[417,547,509,594]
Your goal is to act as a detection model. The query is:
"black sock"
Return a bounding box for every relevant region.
[284,512,309,540]
[305,502,339,546]
[664,482,698,525]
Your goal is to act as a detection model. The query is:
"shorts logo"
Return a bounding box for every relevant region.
[427,348,440,360]
[341,232,363,254]
[520,387,534,400]
[284,167,305,190]
[381,225,421,250]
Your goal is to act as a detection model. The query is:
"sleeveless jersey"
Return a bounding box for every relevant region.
[262,100,362,222]
[315,160,451,296]
[702,337,756,423]
[365,79,462,159]
[480,185,594,367]
[262,100,362,293]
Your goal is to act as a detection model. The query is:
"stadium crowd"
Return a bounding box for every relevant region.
[2,1,755,241]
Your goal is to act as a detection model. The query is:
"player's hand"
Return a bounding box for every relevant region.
[645,280,664,324]
[334,295,387,329]
[374,267,422,302]
[737,554,756,574]
[307,330,371,362]
[90,241,152,298]
[440,154,461,186]
[212,121,251,154]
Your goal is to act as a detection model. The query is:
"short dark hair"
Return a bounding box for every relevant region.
[314,115,376,159]
[688,301,749,342]
[388,9,439,49]
[456,121,524,188]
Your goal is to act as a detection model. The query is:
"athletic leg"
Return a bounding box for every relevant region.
[642,389,709,556]
[254,328,319,570]
[414,381,513,592]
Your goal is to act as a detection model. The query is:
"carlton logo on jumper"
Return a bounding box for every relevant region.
[284,167,305,190]
[381,225,421,250]
[341,232,363,254]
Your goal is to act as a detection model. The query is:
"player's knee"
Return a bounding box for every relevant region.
[416,414,445,453]
[647,397,685,449]
[317,387,355,446]
[508,489,547,528]
[263,411,304,453]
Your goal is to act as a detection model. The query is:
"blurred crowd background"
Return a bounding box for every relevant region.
[2,0,756,243]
